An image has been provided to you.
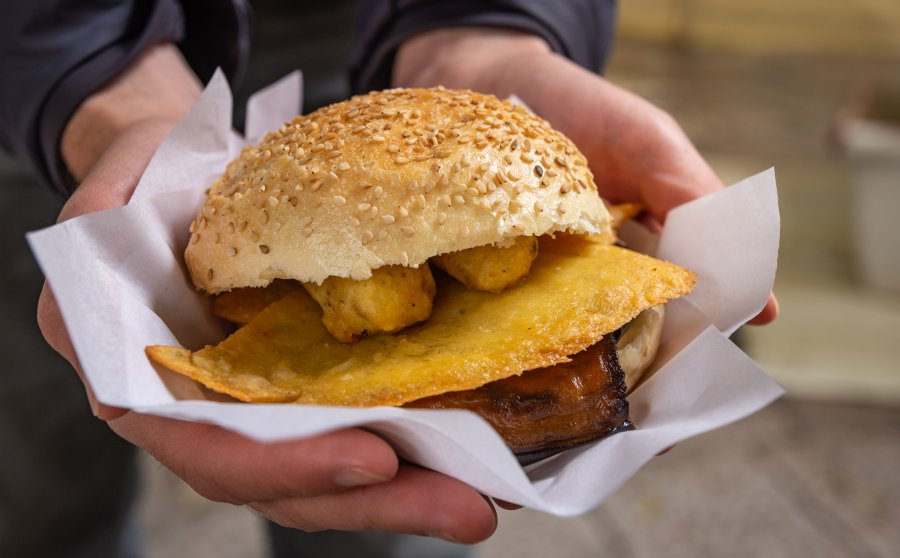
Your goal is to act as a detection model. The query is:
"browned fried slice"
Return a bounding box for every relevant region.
[407,335,632,458]
[147,235,696,406]
[211,279,303,326]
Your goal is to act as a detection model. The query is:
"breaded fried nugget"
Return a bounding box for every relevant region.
[431,236,538,293]
[303,265,436,343]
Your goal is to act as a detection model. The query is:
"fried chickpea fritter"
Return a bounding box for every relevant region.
[302,264,436,343]
[431,236,539,293]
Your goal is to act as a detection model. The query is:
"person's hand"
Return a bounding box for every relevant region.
[37,43,497,543]
[395,28,778,325]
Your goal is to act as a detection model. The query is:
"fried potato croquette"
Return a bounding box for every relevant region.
[302,264,436,343]
[431,236,539,293]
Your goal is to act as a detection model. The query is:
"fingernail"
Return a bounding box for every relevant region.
[334,467,391,488]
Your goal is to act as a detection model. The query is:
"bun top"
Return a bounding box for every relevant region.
[186,87,610,292]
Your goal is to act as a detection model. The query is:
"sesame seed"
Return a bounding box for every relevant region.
[350,216,361,226]
[190,233,200,244]
[453,194,465,205]
[362,231,374,245]
[438,212,448,224]
[333,195,347,205]
[357,203,371,212]
[337,162,351,171]
[534,165,544,177]
[388,145,400,153]
[268,196,279,207]
[395,156,409,164]
[441,194,452,207]
[466,187,479,197]
[400,251,409,265]
[438,174,449,188]
[372,134,386,142]
[382,214,396,224]
[399,207,409,217]
[312,144,324,152]
[401,226,415,237]
[377,230,388,241]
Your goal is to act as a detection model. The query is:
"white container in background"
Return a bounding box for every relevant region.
[838,88,900,291]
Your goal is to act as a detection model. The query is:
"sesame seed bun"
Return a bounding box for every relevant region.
[186,87,611,293]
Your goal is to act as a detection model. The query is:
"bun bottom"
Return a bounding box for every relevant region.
[407,334,633,463]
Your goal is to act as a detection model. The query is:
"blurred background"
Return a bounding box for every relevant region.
[2,0,899,556]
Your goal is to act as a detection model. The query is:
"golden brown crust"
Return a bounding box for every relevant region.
[186,87,610,293]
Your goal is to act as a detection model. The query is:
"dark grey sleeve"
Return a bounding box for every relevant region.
[350,0,617,93]
[0,0,250,196]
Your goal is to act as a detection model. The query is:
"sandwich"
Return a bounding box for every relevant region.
[147,87,696,463]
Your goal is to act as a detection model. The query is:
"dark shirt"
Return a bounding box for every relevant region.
[0,1,615,196]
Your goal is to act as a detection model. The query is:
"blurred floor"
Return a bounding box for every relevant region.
[3,1,900,557]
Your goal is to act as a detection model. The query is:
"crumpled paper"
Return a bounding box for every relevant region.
[28,71,783,516]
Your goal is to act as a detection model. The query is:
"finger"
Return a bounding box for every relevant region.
[747,293,779,326]
[108,413,398,503]
[253,465,497,544]
[37,283,128,420]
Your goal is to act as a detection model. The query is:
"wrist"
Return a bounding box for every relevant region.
[61,43,201,182]
[393,27,551,93]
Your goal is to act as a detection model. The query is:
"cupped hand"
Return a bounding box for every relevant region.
[36,44,498,543]
[395,28,778,325]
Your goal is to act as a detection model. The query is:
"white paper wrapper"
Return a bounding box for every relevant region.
[28,71,784,516]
